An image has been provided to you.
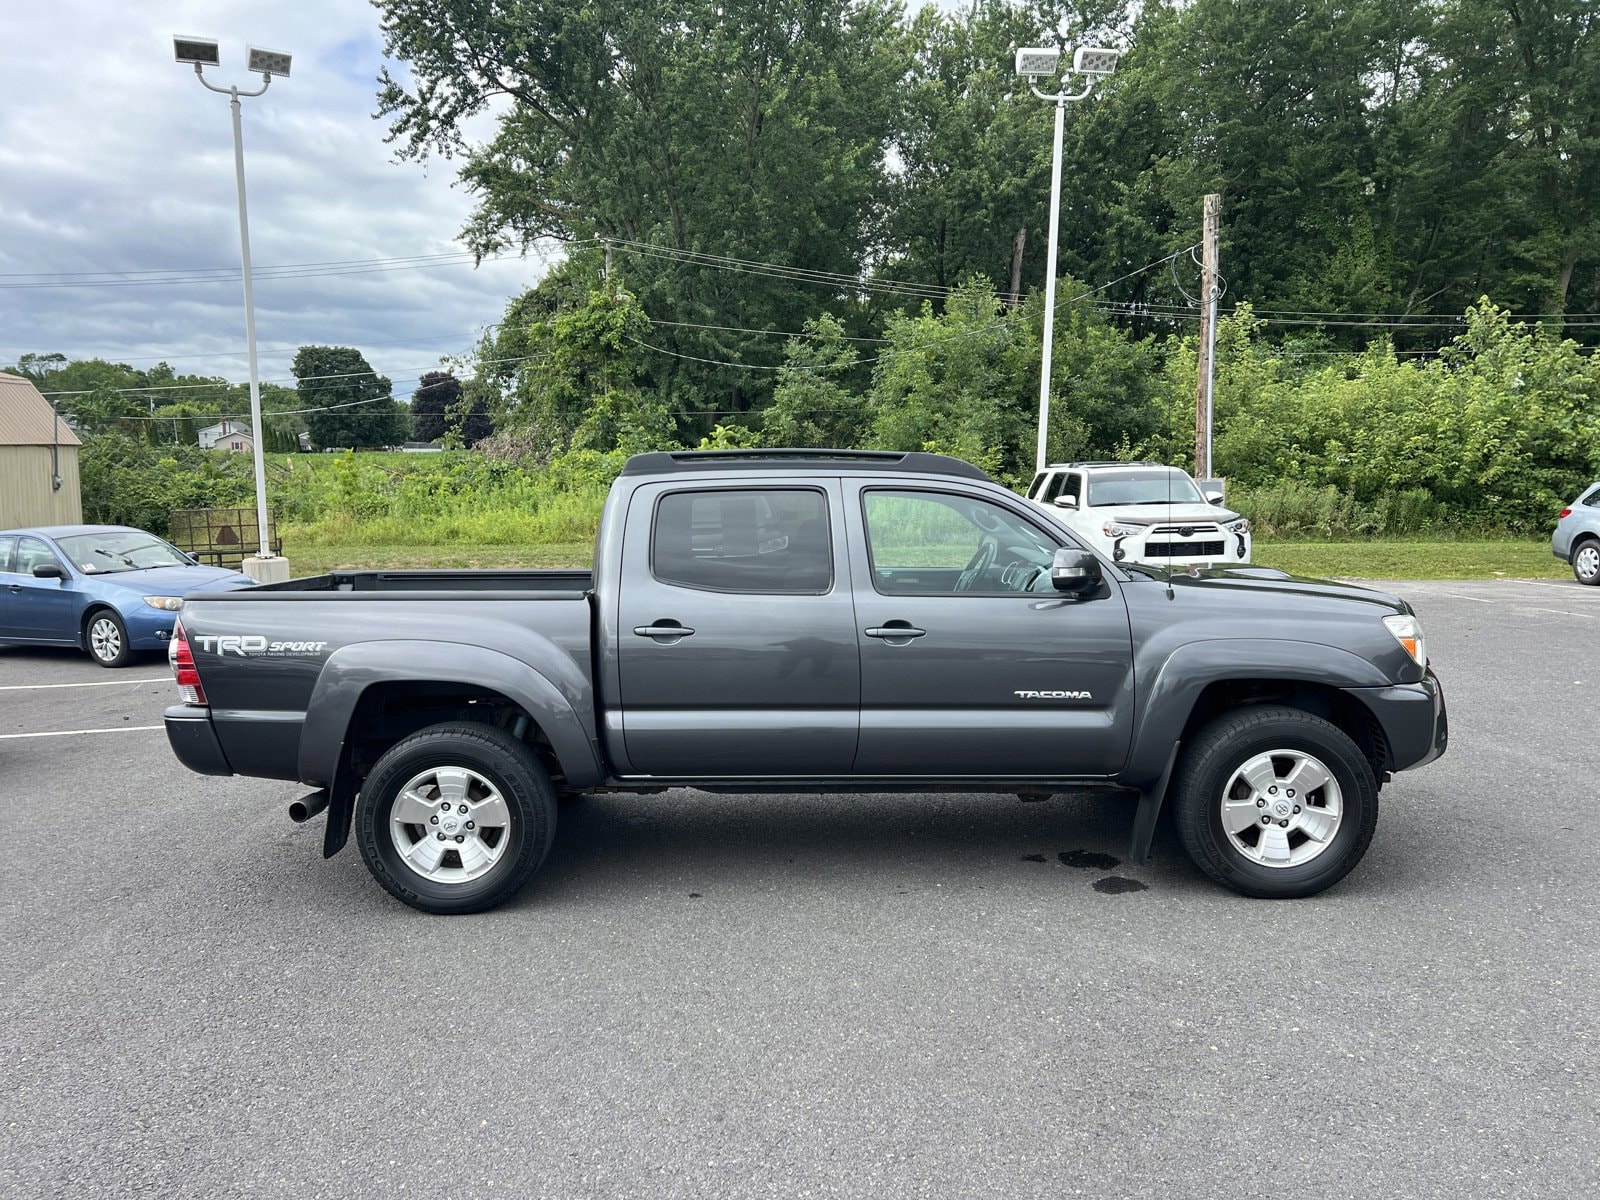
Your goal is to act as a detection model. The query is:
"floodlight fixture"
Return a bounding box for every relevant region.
[1072,46,1122,78]
[173,36,221,67]
[247,46,292,78]
[1015,47,1061,79]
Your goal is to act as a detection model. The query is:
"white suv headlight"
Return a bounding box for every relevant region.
[1103,522,1141,538]
[1225,518,1251,534]
[1382,614,1426,670]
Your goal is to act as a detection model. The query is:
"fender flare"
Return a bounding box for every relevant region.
[297,639,603,791]
[1122,639,1392,862]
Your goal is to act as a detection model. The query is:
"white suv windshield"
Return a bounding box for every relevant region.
[1088,470,1204,507]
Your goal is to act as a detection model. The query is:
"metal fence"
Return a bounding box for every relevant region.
[169,507,281,569]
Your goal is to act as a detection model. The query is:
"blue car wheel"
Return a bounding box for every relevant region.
[86,608,132,668]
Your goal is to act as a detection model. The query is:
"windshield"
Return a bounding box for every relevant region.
[57,531,194,574]
[1088,469,1205,507]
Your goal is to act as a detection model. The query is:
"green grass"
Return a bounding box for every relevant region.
[288,542,594,573]
[1255,539,1565,580]
[282,537,1566,580]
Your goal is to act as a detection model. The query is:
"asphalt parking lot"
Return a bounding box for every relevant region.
[2,578,1596,1199]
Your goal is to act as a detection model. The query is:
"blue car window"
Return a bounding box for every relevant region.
[14,538,63,576]
[0,536,15,573]
[1584,487,1600,508]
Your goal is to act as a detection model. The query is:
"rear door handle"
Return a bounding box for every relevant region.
[634,622,695,640]
[864,623,926,640]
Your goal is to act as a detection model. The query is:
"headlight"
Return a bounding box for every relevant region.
[1382,614,1426,670]
[143,595,185,611]
[1103,522,1141,538]
[1225,518,1251,534]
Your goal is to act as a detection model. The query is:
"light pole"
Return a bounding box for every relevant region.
[1015,45,1121,474]
[174,36,293,583]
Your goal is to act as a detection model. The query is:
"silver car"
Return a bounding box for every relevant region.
[1552,482,1600,585]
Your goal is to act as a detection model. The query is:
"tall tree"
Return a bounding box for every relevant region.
[291,346,406,449]
[375,0,911,421]
[410,371,462,443]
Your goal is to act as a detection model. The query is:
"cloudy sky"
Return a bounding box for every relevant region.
[0,0,550,399]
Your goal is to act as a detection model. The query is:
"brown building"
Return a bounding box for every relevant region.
[0,371,83,526]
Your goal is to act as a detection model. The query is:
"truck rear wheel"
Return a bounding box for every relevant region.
[355,722,557,914]
[1173,706,1378,899]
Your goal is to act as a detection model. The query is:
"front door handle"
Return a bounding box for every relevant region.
[634,622,695,641]
[864,622,926,641]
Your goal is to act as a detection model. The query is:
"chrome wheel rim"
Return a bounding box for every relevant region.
[1576,544,1599,582]
[89,617,122,662]
[388,765,513,885]
[1220,749,1344,869]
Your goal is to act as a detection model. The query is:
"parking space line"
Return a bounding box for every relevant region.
[0,677,171,691]
[0,725,165,740]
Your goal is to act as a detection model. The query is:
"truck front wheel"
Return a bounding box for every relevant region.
[355,722,557,914]
[1173,707,1378,899]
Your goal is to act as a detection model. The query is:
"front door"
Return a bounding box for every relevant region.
[847,485,1135,778]
[614,480,860,777]
[3,536,75,642]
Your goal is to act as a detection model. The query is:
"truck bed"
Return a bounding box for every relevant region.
[223,569,594,596]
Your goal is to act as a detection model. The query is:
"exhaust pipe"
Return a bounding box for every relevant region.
[289,789,330,823]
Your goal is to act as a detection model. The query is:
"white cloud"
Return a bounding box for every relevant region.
[0,0,550,397]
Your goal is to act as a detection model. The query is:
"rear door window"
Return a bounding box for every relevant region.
[0,536,15,573]
[651,488,832,594]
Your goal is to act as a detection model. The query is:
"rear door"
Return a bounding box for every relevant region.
[615,479,860,777]
[846,484,1135,778]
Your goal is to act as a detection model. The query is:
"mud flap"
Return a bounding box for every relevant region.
[321,769,360,859]
[1128,742,1181,866]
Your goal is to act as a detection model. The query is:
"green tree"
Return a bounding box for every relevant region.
[410,371,461,443]
[291,347,405,449]
[761,315,869,448]
[375,0,911,421]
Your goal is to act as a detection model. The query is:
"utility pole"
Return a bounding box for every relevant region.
[1195,193,1221,480]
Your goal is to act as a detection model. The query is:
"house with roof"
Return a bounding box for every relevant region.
[198,418,254,452]
[0,371,83,526]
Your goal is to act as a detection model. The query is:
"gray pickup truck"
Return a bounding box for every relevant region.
[165,449,1447,913]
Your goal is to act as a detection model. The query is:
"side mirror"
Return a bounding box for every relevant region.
[1050,548,1102,594]
[32,563,66,580]
[1204,490,1225,505]
[1052,495,1079,509]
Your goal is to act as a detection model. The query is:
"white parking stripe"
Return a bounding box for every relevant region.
[0,677,171,691]
[0,725,165,740]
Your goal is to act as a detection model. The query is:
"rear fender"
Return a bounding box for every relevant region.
[297,639,603,791]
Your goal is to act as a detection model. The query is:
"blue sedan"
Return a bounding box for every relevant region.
[0,525,255,667]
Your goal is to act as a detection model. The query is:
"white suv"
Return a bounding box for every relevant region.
[1025,461,1252,569]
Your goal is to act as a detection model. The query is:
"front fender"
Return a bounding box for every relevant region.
[1124,638,1392,786]
[296,639,603,790]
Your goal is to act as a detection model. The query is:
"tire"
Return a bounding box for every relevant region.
[1173,706,1378,899]
[355,722,557,914]
[1572,539,1600,587]
[85,609,131,668]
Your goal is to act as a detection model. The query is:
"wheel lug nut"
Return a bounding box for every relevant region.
[1256,799,1266,807]
[454,835,464,843]
[1278,819,1289,827]
[1293,805,1301,814]
[436,832,446,841]
[466,821,475,830]
[440,803,449,812]
[1268,787,1278,795]
[1261,816,1271,825]
[430,816,438,824]
[458,804,469,814]
[1287,790,1296,798]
